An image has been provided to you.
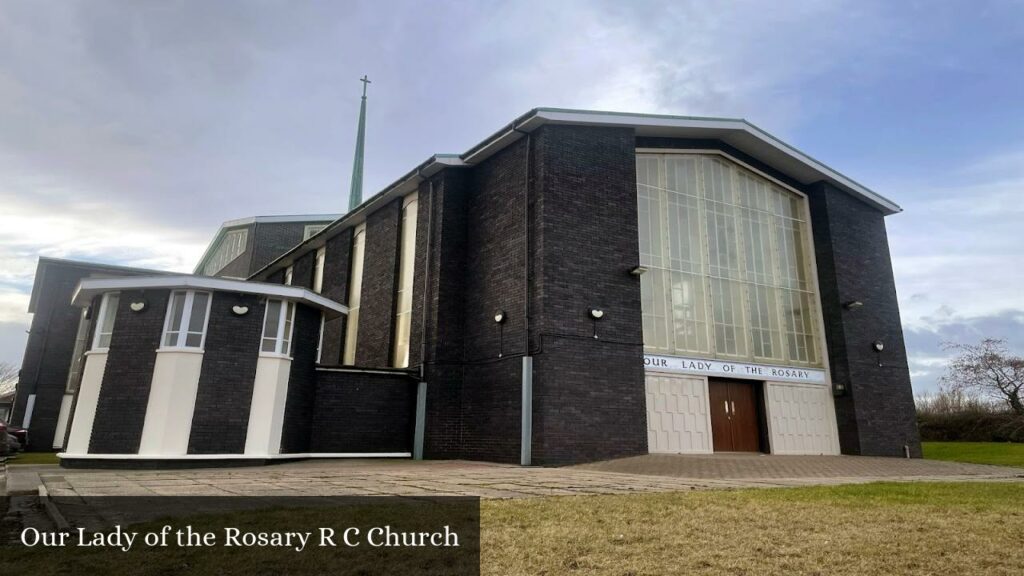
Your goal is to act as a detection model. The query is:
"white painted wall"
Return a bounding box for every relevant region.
[645,373,713,454]
[764,381,840,455]
[244,355,292,456]
[137,350,204,456]
[64,352,108,455]
[52,394,75,449]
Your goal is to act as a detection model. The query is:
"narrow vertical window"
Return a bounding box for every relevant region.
[316,313,325,364]
[284,266,294,286]
[91,292,120,351]
[342,223,366,365]
[161,291,212,349]
[65,309,90,393]
[392,192,418,368]
[313,247,326,294]
[261,299,296,355]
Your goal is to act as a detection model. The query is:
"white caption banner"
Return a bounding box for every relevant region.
[643,354,827,384]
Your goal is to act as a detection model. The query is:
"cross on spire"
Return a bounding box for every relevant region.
[348,75,370,212]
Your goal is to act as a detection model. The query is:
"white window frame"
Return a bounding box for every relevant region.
[303,224,328,241]
[392,192,418,368]
[261,299,297,357]
[91,292,120,351]
[284,266,294,286]
[342,223,367,365]
[635,150,826,368]
[313,247,326,294]
[160,290,213,351]
[203,228,248,276]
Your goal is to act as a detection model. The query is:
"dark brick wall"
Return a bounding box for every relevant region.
[355,198,402,367]
[459,358,523,463]
[310,370,417,453]
[529,125,648,465]
[279,303,321,453]
[808,182,921,457]
[187,293,264,454]
[319,229,353,366]
[291,250,316,290]
[12,265,87,451]
[463,139,529,360]
[249,222,316,276]
[89,289,169,454]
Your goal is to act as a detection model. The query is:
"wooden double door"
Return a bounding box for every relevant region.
[708,378,763,452]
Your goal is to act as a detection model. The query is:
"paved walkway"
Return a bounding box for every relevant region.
[20,454,1024,500]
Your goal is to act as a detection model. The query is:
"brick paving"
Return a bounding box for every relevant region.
[28,454,1024,501]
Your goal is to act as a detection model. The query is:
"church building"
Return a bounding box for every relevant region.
[12,107,920,467]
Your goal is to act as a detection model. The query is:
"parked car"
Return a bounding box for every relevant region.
[6,433,20,455]
[0,419,27,449]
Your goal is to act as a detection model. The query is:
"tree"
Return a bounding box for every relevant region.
[0,361,18,396]
[940,339,1024,416]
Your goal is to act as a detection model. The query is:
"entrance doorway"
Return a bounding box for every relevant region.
[708,378,763,452]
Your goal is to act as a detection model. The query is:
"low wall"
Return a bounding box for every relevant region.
[310,369,418,454]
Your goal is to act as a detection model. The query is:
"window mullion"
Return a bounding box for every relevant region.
[178,291,194,348]
[276,301,288,354]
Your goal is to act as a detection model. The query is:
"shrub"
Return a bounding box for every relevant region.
[916,391,1024,442]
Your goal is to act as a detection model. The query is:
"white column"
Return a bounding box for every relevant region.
[64,352,108,455]
[244,356,292,456]
[137,350,204,456]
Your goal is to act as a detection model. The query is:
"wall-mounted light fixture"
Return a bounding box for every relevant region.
[843,300,863,310]
[589,308,605,339]
[873,339,885,367]
[833,381,847,397]
[232,305,250,316]
[129,300,147,313]
[494,310,507,357]
[630,266,648,276]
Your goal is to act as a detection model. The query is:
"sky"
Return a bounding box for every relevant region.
[1,0,1022,393]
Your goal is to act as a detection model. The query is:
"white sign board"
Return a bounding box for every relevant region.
[643,354,827,385]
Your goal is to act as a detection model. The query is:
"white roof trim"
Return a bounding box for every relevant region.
[72,275,348,318]
[524,109,901,215]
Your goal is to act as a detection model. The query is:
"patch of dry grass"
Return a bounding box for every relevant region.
[481,482,1024,575]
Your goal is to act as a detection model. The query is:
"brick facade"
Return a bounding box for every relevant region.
[355,198,402,366]
[89,289,169,454]
[279,303,322,453]
[33,111,920,468]
[808,182,922,457]
[187,293,264,454]
[529,125,649,464]
[310,370,417,453]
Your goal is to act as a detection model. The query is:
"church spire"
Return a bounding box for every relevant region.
[348,75,370,212]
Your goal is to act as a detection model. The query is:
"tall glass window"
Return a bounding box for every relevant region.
[342,223,366,365]
[313,247,326,294]
[261,299,296,355]
[91,292,120,351]
[161,291,212,349]
[637,153,822,367]
[392,192,419,368]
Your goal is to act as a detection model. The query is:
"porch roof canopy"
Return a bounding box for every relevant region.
[71,275,348,319]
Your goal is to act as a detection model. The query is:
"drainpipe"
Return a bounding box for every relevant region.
[518,131,533,466]
[414,178,435,460]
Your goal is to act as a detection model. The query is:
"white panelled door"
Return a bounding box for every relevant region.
[764,382,840,455]
[645,374,713,454]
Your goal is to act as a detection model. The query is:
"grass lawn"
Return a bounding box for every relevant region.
[4,482,1023,575]
[923,441,1024,468]
[4,452,60,465]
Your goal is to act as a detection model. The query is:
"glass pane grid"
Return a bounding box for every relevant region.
[636,153,822,368]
